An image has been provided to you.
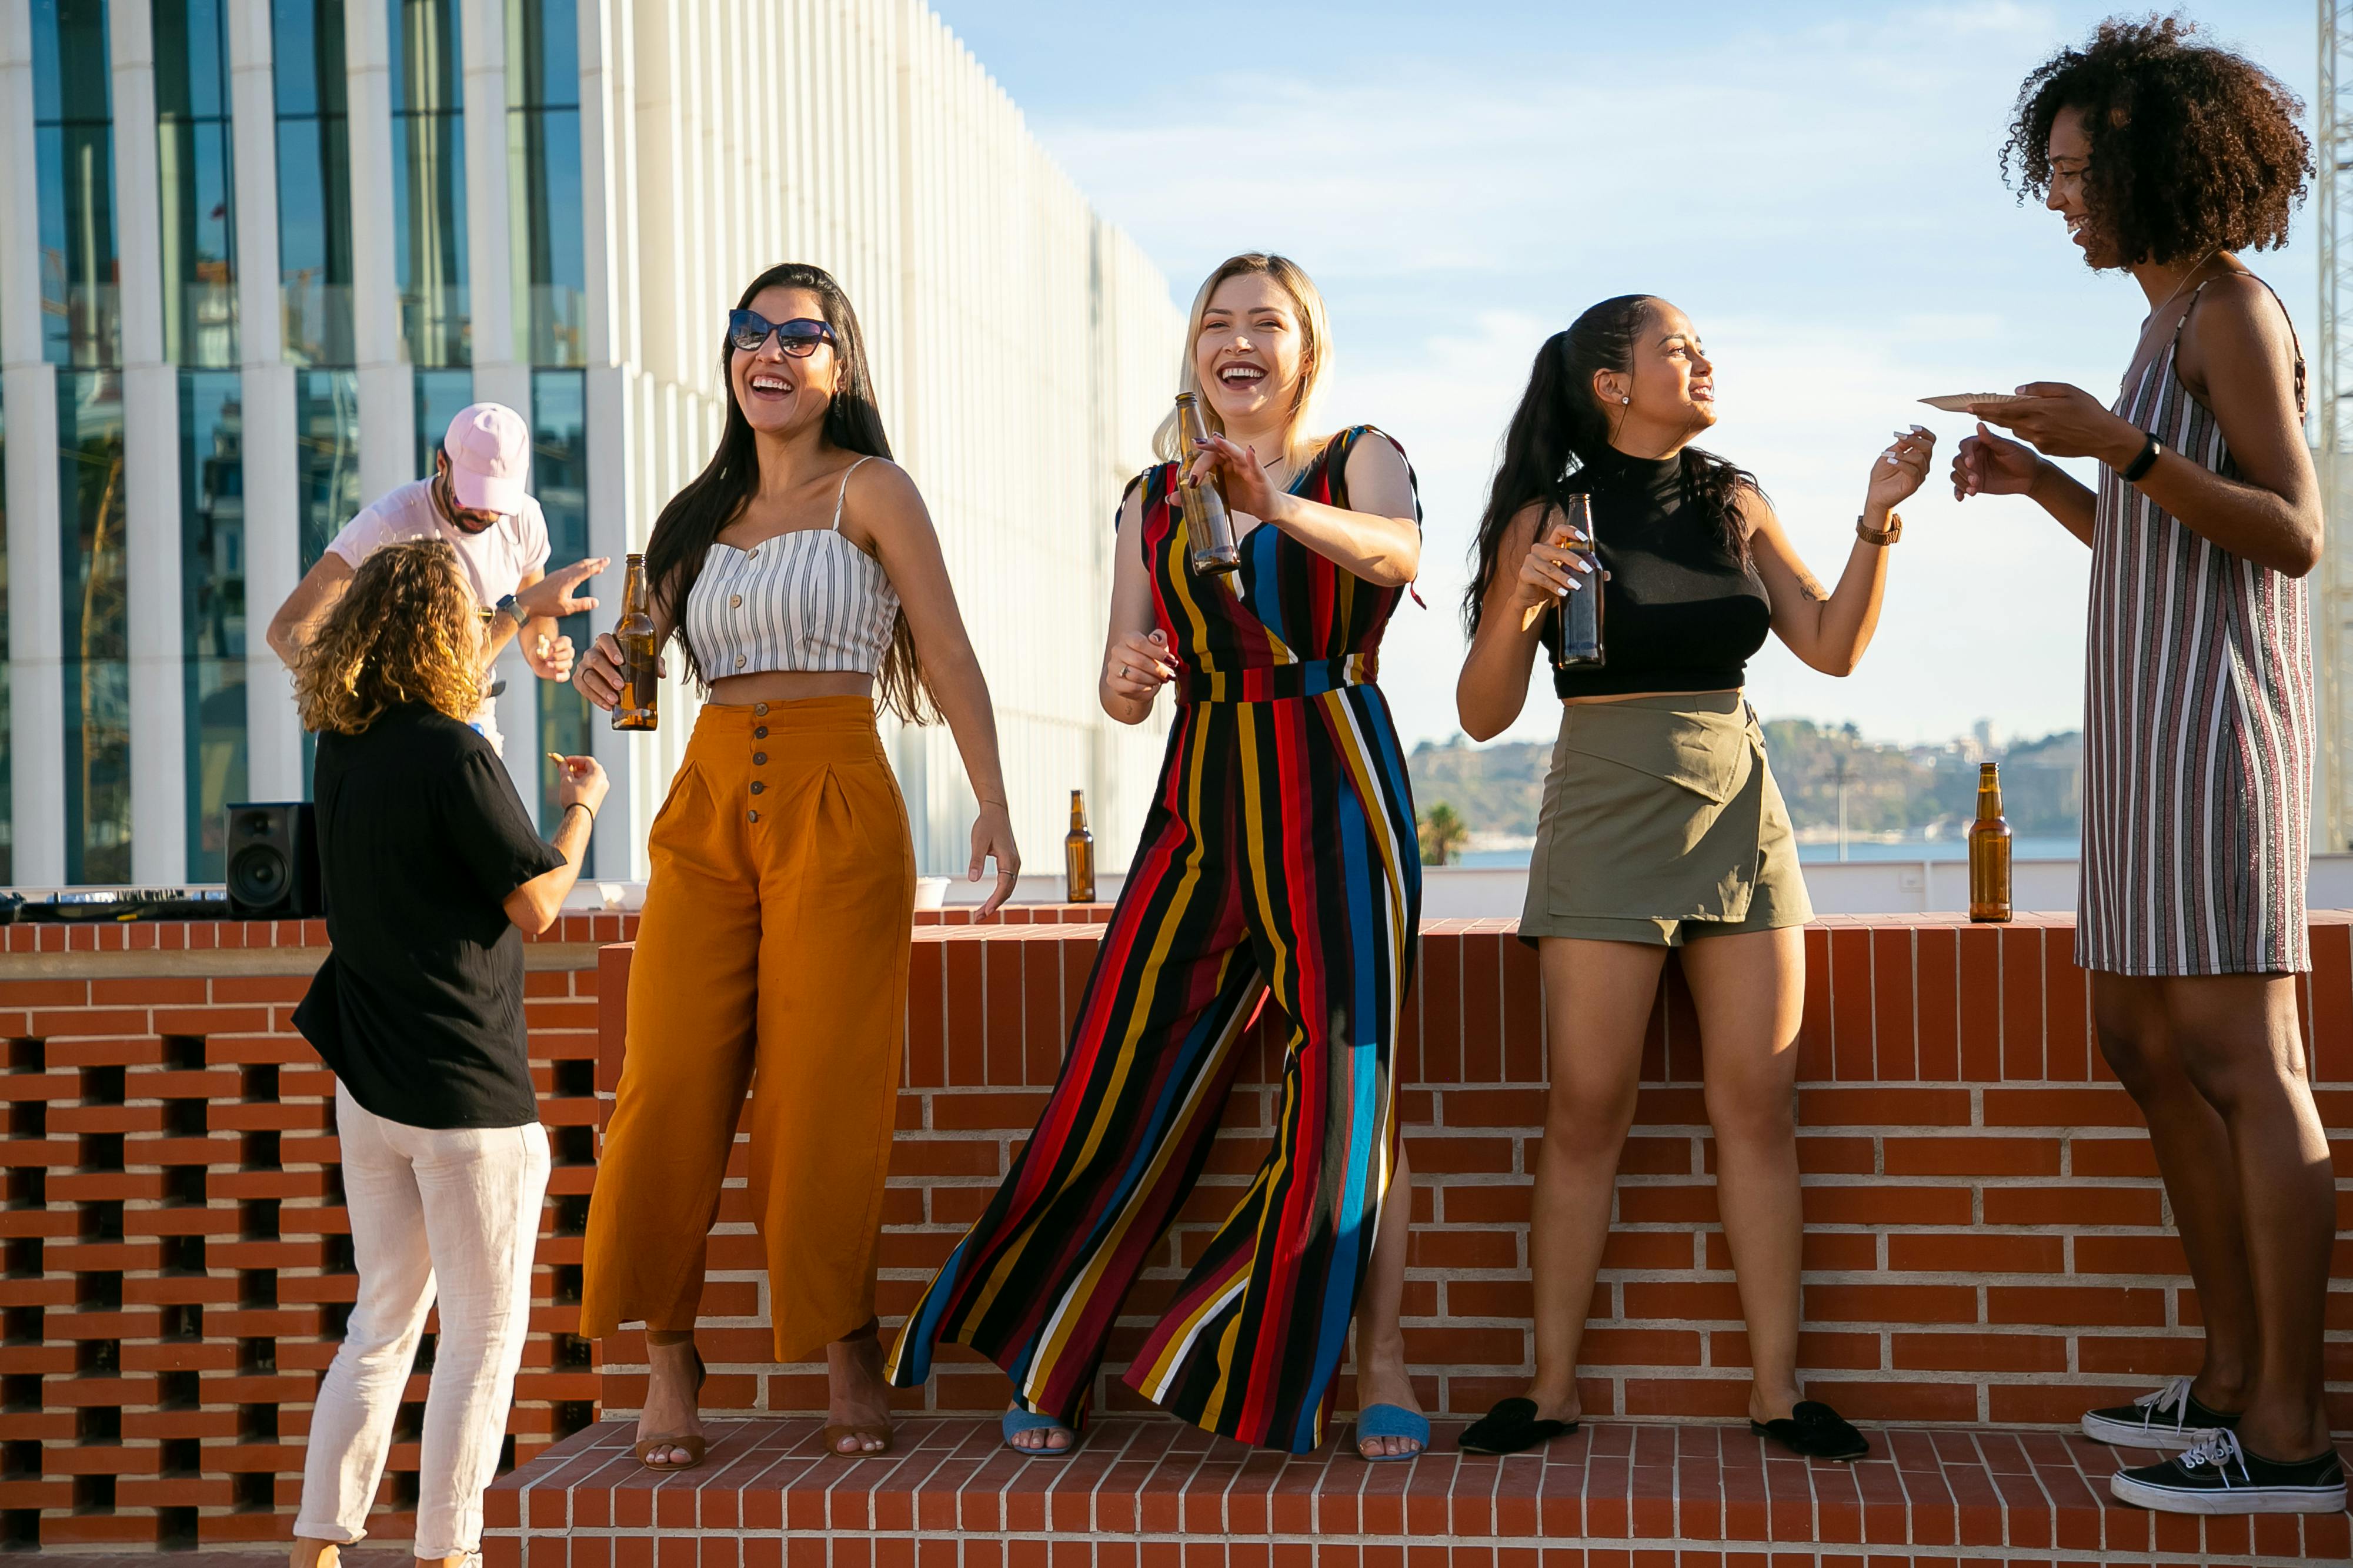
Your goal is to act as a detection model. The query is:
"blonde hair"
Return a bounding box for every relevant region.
[1153,252,1333,472]
[294,539,485,735]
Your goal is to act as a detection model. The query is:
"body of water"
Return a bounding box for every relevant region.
[1455,835,2081,869]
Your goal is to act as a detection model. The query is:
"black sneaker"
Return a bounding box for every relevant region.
[2081,1376,2241,1450]
[2111,1429,2347,1514]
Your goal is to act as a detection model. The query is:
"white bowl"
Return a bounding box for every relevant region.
[914,876,950,910]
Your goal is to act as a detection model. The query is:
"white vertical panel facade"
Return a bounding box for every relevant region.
[0,0,1177,887]
[582,0,1181,881]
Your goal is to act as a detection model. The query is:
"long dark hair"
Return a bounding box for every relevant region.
[642,262,937,722]
[1463,294,1759,635]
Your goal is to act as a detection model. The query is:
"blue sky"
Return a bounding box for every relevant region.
[933,1,2318,750]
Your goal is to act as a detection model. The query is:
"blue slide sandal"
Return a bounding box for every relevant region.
[1001,1406,1079,1457]
[1354,1403,1430,1462]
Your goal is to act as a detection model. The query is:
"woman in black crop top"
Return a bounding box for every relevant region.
[1451,295,1935,1462]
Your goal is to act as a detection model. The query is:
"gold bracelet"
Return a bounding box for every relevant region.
[1856,510,1902,547]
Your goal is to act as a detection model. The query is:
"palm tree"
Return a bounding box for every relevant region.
[1419,801,1470,867]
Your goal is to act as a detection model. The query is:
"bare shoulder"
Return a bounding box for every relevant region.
[1339,426,1416,514]
[841,456,932,540]
[2181,271,2299,381]
[1731,475,1781,539]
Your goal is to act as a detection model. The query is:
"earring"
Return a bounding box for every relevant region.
[1621,396,1631,406]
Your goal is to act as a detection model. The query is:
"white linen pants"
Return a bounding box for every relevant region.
[296,1083,550,1558]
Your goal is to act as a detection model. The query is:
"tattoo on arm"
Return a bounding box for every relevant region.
[1794,571,1831,603]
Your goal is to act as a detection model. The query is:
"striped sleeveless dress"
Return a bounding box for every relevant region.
[2078,275,2314,976]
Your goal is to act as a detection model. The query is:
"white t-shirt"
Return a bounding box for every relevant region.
[326,479,553,751]
[328,478,551,604]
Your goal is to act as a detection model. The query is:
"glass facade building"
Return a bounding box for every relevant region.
[2,0,1180,890]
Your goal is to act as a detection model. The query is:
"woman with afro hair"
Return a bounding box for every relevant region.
[1953,15,2340,1516]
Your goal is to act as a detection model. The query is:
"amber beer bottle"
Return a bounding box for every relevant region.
[1172,392,1241,575]
[1064,790,1096,904]
[611,553,659,732]
[1968,762,2012,923]
[1550,493,1604,670]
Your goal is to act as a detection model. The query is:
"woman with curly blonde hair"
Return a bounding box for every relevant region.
[287,539,608,1568]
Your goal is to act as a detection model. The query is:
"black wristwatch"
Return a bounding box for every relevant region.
[2120,433,2162,484]
[495,593,528,630]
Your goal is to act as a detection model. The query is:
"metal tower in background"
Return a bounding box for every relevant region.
[2317,0,2353,850]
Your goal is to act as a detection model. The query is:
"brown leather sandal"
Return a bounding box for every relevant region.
[634,1343,708,1471]
[822,1320,894,1456]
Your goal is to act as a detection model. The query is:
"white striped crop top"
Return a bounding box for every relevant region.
[683,456,901,678]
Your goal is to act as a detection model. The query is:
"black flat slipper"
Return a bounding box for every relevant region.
[1750,1400,1869,1462]
[1458,1396,1578,1456]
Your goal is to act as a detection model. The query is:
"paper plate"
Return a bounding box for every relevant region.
[1920,393,2033,413]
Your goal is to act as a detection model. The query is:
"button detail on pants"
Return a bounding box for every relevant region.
[750,781,766,795]
[753,703,769,716]
[747,810,759,823]
[753,752,767,765]
[754,726,767,738]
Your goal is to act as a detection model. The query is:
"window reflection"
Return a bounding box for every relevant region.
[59,372,129,884]
[532,370,589,837]
[181,372,246,878]
[0,408,12,884]
[507,0,582,367]
[34,0,121,370]
[272,0,352,366]
[155,0,239,367]
[392,0,469,367]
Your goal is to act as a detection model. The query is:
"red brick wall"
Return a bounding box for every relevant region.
[4,907,2348,1552]
[593,914,2353,1440]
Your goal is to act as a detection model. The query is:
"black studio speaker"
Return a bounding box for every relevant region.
[223,803,323,918]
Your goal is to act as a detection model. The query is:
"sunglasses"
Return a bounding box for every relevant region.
[727,310,836,357]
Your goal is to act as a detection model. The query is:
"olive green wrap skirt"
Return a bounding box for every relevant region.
[1518,691,1811,948]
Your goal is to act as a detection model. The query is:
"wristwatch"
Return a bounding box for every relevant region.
[1856,511,1902,547]
[495,593,528,630]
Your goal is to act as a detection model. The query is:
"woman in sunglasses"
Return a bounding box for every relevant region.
[889,252,1429,1462]
[575,262,1020,1467]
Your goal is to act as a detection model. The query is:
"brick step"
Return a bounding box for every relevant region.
[485,1417,2352,1568]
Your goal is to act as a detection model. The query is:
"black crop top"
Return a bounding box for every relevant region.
[1538,450,1774,700]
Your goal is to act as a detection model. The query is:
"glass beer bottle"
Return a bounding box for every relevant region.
[1968,762,2012,923]
[1173,392,1241,575]
[1064,790,1096,904]
[612,553,660,732]
[1551,493,1604,670]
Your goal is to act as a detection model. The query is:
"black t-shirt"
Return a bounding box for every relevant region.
[1543,450,1774,699]
[293,704,566,1129]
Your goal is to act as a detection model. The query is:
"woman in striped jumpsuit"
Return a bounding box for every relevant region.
[889,253,1427,1459]
[1955,21,2339,1515]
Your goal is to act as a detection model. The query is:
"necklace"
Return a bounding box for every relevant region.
[2144,251,2220,326]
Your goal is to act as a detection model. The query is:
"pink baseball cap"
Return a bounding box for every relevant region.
[443,402,531,516]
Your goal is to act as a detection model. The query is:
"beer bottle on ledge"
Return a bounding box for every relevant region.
[1968,762,2012,924]
[612,553,660,732]
[1173,392,1241,576]
[1064,790,1096,904]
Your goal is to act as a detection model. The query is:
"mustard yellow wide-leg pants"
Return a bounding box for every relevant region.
[580,696,915,1362]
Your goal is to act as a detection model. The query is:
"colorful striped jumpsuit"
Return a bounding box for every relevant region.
[888,426,1422,1453]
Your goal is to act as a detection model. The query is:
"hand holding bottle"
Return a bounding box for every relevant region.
[1512,510,1596,631]
[575,633,664,712]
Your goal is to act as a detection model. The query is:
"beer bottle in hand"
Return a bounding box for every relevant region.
[1551,493,1604,670]
[612,553,660,732]
[1968,762,2012,923]
[1173,392,1241,576]
[1064,790,1096,904]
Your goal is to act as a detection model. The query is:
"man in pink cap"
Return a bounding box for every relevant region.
[268,403,607,755]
